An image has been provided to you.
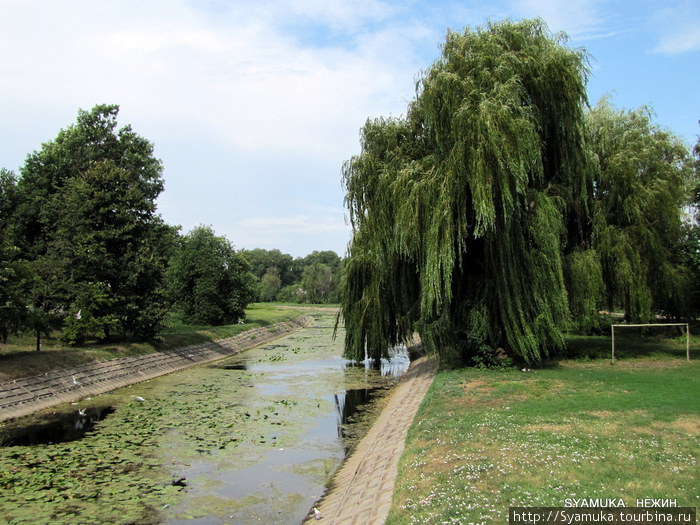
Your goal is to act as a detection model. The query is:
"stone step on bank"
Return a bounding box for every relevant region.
[0,315,312,422]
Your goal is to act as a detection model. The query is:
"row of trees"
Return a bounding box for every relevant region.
[339,19,699,367]
[242,248,342,304]
[0,105,341,347]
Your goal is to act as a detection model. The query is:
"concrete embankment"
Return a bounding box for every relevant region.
[0,315,312,422]
[302,355,437,525]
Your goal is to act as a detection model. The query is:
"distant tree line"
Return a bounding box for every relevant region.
[0,105,342,348]
[241,248,342,304]
[339,19,700,367]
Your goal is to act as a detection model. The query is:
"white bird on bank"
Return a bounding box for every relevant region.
[131,395,146,402]
[313,507,322,520]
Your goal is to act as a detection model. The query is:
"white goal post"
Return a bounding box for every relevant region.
[611,323,691,364]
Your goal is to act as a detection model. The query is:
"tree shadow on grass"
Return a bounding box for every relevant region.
[542,327,692,369]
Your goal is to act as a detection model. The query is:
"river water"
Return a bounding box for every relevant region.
[0,313,409,525]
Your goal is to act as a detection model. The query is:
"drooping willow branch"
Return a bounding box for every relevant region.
[340,19,590,366]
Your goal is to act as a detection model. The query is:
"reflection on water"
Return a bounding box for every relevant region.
[164,330,411,524]
[334,387,383,455]
[1,406,115,446]
[346,343,411,376]
[334,388,377,438]
[215,343,410,378]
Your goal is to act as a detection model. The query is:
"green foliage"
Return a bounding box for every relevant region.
[257,267,282,301]
[0,243,31,344]
[9,105,175,344]
[241,248,298,286]
[60,282,119,346]
[564,249,605,333]
[13,105,164,257]
[587,100,694,321]
[679,223,700,314]
[241,248,342,303]
[0,169,29,343]
[691,133,700,222]
[275,284,306,303]
[341,19,589,365]
[301,263,334,303]
[166,225,255,325]
[0,168,18,232]
[683,135,700,314]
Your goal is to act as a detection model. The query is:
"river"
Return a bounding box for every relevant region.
[0,312,409,524]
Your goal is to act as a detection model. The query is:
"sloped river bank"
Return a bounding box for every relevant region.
[0,313,409,524]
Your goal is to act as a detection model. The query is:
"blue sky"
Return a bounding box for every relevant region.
[1,0,698,257]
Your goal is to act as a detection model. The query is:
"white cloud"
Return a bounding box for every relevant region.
[653,23,700,54]
[239,214,349,233]
[1,0,424,168]
[282,0,395,30]
[624,0,700,55]
[233,212,352,255]
[510,0,606,38]
[4,0,695,256]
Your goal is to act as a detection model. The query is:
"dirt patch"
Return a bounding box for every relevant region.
[519,377,566,395]
[457,379,499,407]
[653,415,700,435]
[586,410,616,419]
[559,359,688,370]
[461,379,494,393]
[613,359,688,370]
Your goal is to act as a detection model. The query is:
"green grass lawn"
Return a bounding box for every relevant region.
[0,303,332,382]
[387,339,699,524]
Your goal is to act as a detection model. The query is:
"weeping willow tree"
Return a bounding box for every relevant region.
[340,19,591,366]
[587,99,694,322]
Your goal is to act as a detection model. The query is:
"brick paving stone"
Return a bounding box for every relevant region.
[303,355,436,525]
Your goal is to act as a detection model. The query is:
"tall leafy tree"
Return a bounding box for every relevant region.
[258,267,282,301]
[166,226,255,325]
[340,19,590,366]
[0,169,31,343]
[12,105,175,343]
[52,160,177,343]
[684,134,700,313]
[300,250,342,303]
[241,248,298,286]
[586,100,694,321]
[693,133,700,221]
[301,263,334,304]
[0,169,18,233]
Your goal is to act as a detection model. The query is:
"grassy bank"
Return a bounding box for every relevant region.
[0,303,337,382]
[387,337,699,524]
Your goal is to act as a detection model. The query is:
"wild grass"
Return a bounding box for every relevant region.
[0,303,318,382]
[387,338,699,524]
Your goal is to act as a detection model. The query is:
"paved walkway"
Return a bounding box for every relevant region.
[303,355,437,525]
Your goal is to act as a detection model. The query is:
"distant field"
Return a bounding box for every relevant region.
[387,335,699,524]
[0,303,330,382]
